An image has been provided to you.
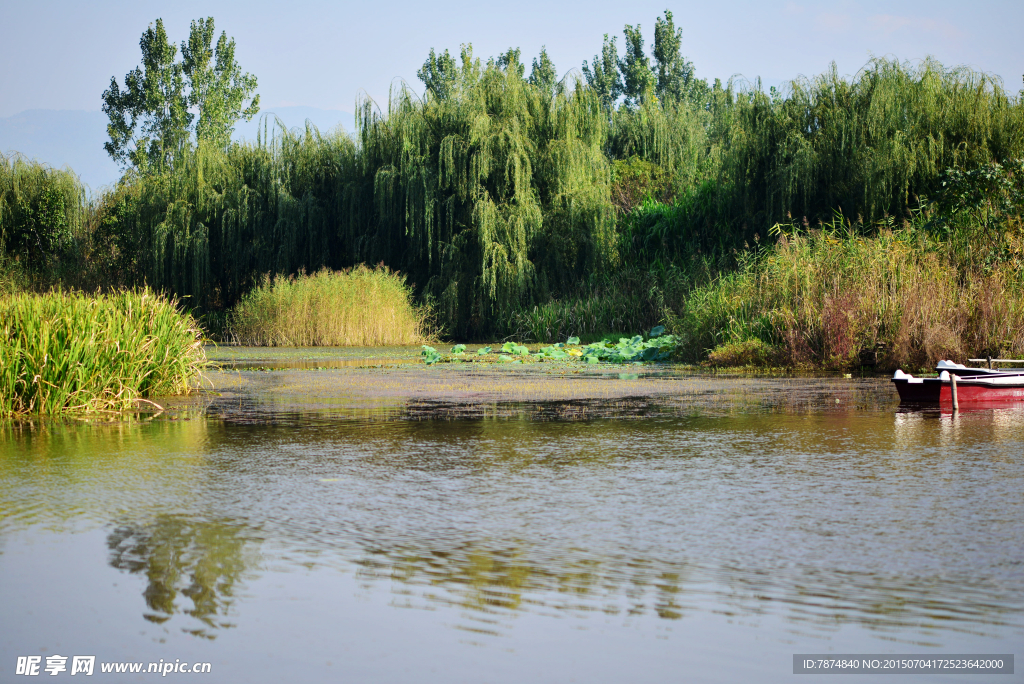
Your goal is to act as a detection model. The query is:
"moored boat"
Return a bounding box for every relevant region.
[892,364,1024,406]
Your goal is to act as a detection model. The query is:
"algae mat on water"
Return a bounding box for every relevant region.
[194,348,898,423]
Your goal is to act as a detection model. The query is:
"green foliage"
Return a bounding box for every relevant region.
[89,126,360,307]
[529,47,558,96]
[723,59,1024,233]
[706,338,777,367]
[0,154,86,273]
[0,289,205,415]
[181,17,260,149]
[496,47,525,78]
[577,332,676,363]
[360,56,616,337]
[421,345,442,365]
[585,12,702,111]
[102,19,191,170]
[12,18,1024,363]
[417,44,478,100]
[611,156,673,213]
[509,268,665,342]
[935,159,1024,258]
[618,182,727,264]
[103,17,258,170]
[620,24,655,107]
[421,328,674,366]
[500,341,528,355]
[652,11,695,104]
[669,214,1024,369]
[611,57,1024,257]
[582,34,623,111]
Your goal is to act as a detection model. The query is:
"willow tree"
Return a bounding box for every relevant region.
[101,124,360,308]
[0,154,86,272]
[723,58,1024,230]
[352,47,615,336]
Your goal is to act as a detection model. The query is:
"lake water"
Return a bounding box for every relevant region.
[2,348,1022,683]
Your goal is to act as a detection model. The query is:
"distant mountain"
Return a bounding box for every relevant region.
[0,107,355,194]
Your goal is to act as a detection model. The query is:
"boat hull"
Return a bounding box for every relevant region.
[893,377,1024,406]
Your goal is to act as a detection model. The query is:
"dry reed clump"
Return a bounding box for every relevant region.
[672,228,1024,370]
[227,266,431,346]
[0,289,206,416]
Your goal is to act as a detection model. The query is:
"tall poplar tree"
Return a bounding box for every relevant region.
[417,44,479,100]
[582,35,623,111]
[418,48,459,100]
[181,18,260,149]
[102,17,258,171]
[102,19,191,170]
[529,47,558,95]
[652,10,696,103]
[620,24,655,107]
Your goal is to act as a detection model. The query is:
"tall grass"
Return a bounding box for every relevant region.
[0,290,206,416]
[508,269,665,342]
[227,265,430,346]
[670,217,1024,370]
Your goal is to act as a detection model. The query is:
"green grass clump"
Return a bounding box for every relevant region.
[0,290,206,416]
[706,339,778,368]
[227,266,431,346]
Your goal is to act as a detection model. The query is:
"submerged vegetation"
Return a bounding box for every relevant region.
[227,266,430,346]
[0,290,205,416]
[3,12,1024,369]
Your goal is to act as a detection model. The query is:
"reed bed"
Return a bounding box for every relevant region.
[672,224,1024,370]
[227,266,430,346]
[0,290,206,416]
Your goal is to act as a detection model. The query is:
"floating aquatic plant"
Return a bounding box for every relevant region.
[421,327,676,366]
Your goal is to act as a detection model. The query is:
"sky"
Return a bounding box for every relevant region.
[2,0,1021,118]
[1,0,1022,189]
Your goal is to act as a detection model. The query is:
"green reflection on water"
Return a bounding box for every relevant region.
[107,515,252,637]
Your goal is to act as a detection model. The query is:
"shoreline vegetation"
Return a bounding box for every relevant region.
[227,266,431,346]
[2,12,1024,410]
[0,290,205,416]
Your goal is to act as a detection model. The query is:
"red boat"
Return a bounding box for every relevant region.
[892,366,1024,406]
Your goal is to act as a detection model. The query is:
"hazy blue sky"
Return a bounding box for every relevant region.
[2,0,1022,118]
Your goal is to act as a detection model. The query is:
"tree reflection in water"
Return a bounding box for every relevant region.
[107,516,255,638]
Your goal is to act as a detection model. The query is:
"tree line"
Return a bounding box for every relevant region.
[2,13,1023,340]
